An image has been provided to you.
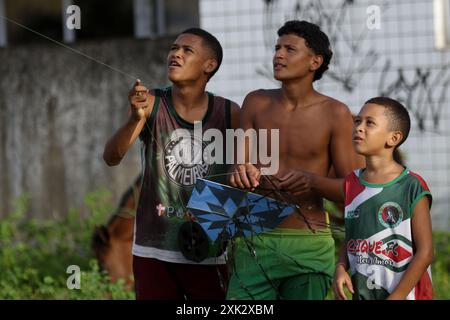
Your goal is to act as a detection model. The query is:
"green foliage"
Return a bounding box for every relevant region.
[0,189,134,300]
[432,231,450,300]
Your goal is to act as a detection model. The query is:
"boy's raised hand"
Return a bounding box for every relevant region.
[128,79,150,121]
[332,264,354,300]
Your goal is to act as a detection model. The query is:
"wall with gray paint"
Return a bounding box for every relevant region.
[0,37,173,218]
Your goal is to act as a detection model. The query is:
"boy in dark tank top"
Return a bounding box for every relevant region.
[103,28,240,300]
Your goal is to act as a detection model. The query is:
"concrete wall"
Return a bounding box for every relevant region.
[0,36,174,218]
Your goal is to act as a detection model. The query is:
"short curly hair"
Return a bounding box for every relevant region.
[277,20,333,81]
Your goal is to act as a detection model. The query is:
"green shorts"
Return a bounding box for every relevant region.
[226,227,335,300]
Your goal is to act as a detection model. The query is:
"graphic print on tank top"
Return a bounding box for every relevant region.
[162,125,212,187]
[133,87,230,263]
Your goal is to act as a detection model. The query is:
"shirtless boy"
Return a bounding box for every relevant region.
[228,20,357,300]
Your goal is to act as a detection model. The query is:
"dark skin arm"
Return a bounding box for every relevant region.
[229,102,240,130]
[332,241,354,300]
[228,91,261,190]
[329,103,357,178]
[387,196,434,299]
[103,80,153,166]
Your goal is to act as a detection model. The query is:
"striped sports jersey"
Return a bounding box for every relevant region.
[344,168,433,300]
[132,87,231,264]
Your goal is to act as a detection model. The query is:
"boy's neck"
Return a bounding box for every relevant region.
[171,82,208,111]
[363,152,404,183]
[280,76,317,107]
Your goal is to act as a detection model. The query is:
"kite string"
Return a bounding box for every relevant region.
[0,14,235,290]
[225,239,256,300]
[229,188,323,299]
[235,186,312,298]
[204,170,346,232]
[260,175,345,233]
[3,13,220,274]
[1,15,344,233]
[260,175,316,232]
[205,171,343,233]
[239,194,281,299]
[1,13,345,287]
[0,15,141,81]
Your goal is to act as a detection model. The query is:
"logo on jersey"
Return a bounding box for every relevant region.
[163,133,211,187]
[379,235,413,266]
[349,235,413,271]
[378,202,403,228]
[346,209,360,219]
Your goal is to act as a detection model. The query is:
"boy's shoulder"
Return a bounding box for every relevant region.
[404,169,431,190]
[209,92,240,108]
[343,168,430,192]
[344,168,363,180]
[238,89,275,114]
[316,94,351,114]
[243,89,277,104]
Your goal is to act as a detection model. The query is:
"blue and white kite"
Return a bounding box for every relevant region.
[187,178,296,241]
[179,178,297,262]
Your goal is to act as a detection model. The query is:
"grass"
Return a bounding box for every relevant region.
[0,191,134,299]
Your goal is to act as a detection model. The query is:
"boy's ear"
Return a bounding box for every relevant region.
[204,58,218,76]
[310,54,324,73]
[387,131,404,148]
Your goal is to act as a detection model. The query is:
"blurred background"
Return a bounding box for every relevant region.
[0,0,448,299]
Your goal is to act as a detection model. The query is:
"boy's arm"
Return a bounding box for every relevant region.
[387,196,434,300]
[229,101,240,130]
[311,175,344,202]
[103,80,154,166]
[329,102,358,178]
[333,240,354,300]
[336,240,349,269]
[229,91,261,189]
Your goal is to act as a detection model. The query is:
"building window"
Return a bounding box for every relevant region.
[3,0,63,46]
[0,0,199,47]
[133,0,199,39]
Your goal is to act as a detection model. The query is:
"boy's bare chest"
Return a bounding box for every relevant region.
[254,106,331,157]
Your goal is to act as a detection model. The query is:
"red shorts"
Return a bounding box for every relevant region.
[132,255,229,300]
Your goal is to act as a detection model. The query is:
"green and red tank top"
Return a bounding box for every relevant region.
[344,168,433,300]
[132,86,231,264]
